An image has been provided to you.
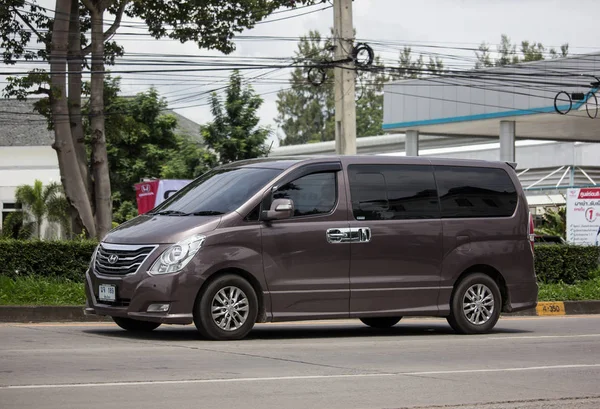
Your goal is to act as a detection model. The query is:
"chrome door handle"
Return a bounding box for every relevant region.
[326,228,351,243]
[349,227,372,243]
[326,227,372,243]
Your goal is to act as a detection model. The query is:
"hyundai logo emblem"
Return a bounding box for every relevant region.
[108,254,119,264]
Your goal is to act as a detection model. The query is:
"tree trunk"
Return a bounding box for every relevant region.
[89,5,113,239]
[49,0,97,238]
[67,0,90,236]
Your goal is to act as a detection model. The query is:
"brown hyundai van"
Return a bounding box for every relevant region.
[84,155,538,340]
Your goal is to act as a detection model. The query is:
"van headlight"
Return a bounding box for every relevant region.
[149,234,206,275]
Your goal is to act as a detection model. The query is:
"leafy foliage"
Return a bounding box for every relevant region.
[534,245,600,284]
[201,70,271,164]
[94,77,216,223]
[534,207,566,239]
[0,275,85,305]
[12,180,70,239]
[538,275,600,301]
[276,30,393,146]
[1,212,34,240]
[0,239,97,281]
[475,34,569,68]
[393,47,445,80]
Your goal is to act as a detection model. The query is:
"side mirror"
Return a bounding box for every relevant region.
[261,198,294,221]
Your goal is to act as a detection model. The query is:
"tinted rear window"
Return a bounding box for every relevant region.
[434,166,518,218]
[348,164,439,220]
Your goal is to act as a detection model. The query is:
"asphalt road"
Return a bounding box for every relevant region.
[1,316,600,409]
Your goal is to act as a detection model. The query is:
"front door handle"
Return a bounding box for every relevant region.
[326,227,372,243]
[326,228,351,243]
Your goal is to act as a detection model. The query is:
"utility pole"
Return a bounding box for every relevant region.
[333,0,356,155]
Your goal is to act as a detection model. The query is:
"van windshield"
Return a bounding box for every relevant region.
[148,167,282,216]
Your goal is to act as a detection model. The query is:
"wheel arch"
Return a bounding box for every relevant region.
[452,264,510,312]
[195,268,268,323]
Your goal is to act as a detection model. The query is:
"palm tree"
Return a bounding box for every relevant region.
[14,180,70,239]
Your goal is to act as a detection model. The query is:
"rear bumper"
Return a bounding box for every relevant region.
[505,281,538,313]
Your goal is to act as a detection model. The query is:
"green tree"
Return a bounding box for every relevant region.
[276,30,391,146]
[12,180,70,239]
[393,47,445,80]
[95,78,216,224]
[201,70,271,165]
[2,0,316,239]
[475,34,569,68]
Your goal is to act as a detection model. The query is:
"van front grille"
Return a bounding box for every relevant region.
[94,243,157,276]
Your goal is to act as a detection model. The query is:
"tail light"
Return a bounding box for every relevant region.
[528,212,535,252]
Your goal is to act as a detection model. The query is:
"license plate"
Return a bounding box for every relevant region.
[99,284,116,302]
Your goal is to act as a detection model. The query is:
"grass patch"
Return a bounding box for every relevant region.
[538,271,600,301]
[0,276,85,306]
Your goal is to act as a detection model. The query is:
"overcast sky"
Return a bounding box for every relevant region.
[4,0,600,147]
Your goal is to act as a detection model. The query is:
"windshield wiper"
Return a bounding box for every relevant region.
[188,211,225,216]
[151,210,188,216]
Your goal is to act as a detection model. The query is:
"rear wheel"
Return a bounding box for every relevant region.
[112,317,161,332]
[359,317,402,328]
[193,274,258,341]
[447,273,501,334]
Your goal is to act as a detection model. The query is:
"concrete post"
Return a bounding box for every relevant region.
[405,130,419,156]
[333,0,356,155]
[499,120,516,162]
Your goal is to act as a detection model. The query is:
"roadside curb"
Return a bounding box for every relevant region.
[504,301,600,317]
[0,306,110,323]
[2,302,600,323]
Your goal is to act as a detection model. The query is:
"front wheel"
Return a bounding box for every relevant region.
[194,274,258,341]
[359,317,402,328]
[447,273,501,334]
[112,317,161,332]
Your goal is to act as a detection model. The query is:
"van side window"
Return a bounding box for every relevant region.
[274,172,337,217]
[348,164,439,220]
[434,166,518,218]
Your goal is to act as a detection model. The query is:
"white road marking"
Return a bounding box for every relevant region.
[3,364,600,390]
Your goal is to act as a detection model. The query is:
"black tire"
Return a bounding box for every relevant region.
[359,317,402,329]
[447,273,502,334]
[193,274,258,341]
[112,317,161,332]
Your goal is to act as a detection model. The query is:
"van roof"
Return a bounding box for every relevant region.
[221,155,516,171]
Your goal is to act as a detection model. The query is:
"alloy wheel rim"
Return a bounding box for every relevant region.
[211,286,249,331]
[462,284,494,325]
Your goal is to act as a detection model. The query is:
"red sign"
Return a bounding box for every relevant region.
[578,188,600,199]
[134,180,159,215]
[134,179,191,215]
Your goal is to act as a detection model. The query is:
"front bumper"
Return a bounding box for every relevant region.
[85,267,201,325]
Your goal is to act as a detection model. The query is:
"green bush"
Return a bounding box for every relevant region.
[0,239,97,282]
[535,245,600,284]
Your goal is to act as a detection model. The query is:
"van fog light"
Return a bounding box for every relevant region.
[147,303,170,313]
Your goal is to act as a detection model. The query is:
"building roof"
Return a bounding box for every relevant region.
[0,99,54,147]
[382,52,600,142]
[0,98,202,147]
